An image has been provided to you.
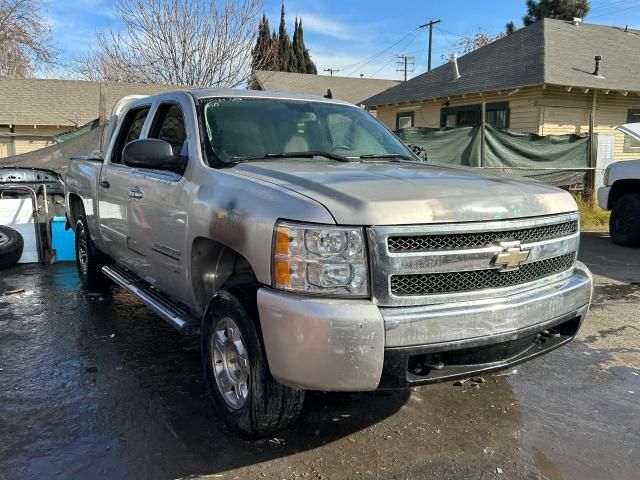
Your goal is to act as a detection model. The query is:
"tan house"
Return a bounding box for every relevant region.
[0,79,183,159]
[251,70,400,106]
[364,18,640,162]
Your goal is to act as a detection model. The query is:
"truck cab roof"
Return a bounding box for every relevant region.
[117,88,355,113]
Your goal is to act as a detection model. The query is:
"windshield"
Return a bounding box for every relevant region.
[200,97,414,164]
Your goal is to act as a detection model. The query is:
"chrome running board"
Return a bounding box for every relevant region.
[102,264,200,335]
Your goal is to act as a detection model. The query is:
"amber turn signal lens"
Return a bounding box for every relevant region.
[275,227,290,256]
[274,259,290,287]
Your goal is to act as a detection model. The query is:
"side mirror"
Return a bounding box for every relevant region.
[122,138,179,171]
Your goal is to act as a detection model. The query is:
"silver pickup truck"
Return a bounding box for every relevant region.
[65,89,593,437]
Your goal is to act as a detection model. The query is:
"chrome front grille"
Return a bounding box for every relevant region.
[390,252,576,296]
[388,221,578,252]
[367,213,580,307]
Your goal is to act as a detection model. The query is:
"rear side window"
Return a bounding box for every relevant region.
[149,103,188,169]
[112,106,150,164]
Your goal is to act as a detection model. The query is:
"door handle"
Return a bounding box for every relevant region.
[127,188,143,199]
[99,180,110,189]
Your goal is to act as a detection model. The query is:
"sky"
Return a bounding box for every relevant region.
[45,0,640,81]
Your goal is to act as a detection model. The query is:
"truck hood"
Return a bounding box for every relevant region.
[617,122,640,141]
[231,160,577,225]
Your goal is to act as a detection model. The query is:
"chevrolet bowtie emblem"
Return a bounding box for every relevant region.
[493,241,530,271]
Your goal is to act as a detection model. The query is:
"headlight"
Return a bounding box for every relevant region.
[272,221,369,297]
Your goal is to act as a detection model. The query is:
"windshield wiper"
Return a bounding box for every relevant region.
[355,153,415,161]
[232,151,354,163]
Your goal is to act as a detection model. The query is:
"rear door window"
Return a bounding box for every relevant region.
[112,107,150,164]
[148,103,188,171]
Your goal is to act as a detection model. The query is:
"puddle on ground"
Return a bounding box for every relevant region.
[591,282,640,305]
[1,263,639,480]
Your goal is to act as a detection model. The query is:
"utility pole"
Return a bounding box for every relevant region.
[396,55,414,82]
[419,19,441,71]
[323,68,340,76]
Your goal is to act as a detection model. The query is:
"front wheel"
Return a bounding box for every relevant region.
[201,287,305,438]
[610,194,640,247]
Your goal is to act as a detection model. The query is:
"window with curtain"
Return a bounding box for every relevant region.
[440,102,509,129]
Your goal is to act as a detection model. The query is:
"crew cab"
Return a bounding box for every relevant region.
[598,123,640,247]
[65,89,593,437]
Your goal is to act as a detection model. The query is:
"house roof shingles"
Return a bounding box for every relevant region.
[252,70,400,105]
[364,18,640,107]
[0,78,183,126]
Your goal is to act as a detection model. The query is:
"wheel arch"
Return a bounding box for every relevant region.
[609,179,640,209]
[191,236,259,317]
[67,193,86,231]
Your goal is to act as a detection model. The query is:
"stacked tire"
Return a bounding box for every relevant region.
[0,226,24,269]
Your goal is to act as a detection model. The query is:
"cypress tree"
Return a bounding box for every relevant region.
[251,14,274,72]
[291,18,299,72]
[292,18,306,73]
[277,2,292,71]
[298,20,317,74]
[255,2,317,75]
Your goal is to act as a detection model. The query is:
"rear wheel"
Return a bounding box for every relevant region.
[0,226,24,269]
[201,287,305,438]
[75,216,110,288]
[610,194,640,247]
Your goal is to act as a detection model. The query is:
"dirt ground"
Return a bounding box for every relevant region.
[0,232,638,480]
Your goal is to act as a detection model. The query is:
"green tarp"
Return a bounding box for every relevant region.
[54,119,100,143]
[396,126,589,186]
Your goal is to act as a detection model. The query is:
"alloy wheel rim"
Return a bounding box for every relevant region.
[0,232,8,247]
[210,316,250,409]
[78,229,89,275]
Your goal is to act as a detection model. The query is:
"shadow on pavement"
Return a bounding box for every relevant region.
[579,231,640,284]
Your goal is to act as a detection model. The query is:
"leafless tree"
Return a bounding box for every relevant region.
[0,0,56,77]
[74,0,265,87]
[441,30,506,63]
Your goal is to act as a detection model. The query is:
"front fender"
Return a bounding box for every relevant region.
[186,169,334,291]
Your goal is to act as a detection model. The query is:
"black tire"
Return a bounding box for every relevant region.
[610,194,640,247]
[75,216,110,288]
[0,226,24,269]
[201,287,305,438]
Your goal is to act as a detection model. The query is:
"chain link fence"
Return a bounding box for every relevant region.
[474,167,606,192]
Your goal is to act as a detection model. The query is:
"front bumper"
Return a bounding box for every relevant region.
[257,262,592,391]
[598,186,611,210]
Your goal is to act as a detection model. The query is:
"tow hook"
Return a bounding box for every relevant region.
[541,328,561,338]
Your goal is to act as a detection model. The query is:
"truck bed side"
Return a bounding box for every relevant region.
[64,156,105,250]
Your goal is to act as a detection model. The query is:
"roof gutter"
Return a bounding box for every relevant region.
[364,83,546,108]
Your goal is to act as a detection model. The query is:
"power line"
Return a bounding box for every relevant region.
[323,68,340,76]
[589,0,633,13]
[341,28,421,76]
[365,30,423,79]
[337,29,418,72]
[369,55,397,78]
[435,26,465,38]
[589,1,640,18]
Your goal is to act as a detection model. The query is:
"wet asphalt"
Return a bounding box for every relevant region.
[0,232,638,480]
